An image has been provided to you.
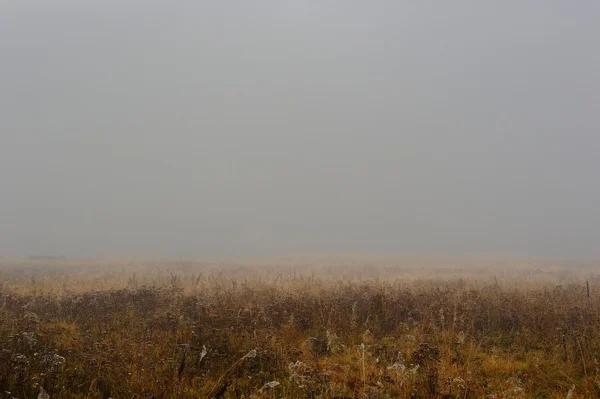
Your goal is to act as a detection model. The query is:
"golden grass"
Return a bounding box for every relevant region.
[0,257,599,398]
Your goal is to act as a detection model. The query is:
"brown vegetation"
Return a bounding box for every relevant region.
[0,257,599,398]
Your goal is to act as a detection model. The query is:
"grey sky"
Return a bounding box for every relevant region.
[1,2,599,258]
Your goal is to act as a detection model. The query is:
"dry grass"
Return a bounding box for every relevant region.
[0,257,599,398]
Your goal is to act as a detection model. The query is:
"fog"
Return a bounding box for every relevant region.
[1,2,599,258]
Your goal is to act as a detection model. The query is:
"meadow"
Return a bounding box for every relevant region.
[0,256,599,398]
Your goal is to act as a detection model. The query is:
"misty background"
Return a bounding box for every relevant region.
[1,2,599,258]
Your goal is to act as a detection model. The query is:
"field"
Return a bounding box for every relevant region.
[1,256,599,398]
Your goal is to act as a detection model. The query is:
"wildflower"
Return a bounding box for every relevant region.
[22,332,38,347]
[326,331,342,354]
[243,349,257,359]
[199,345,207,363]
[52,354,66,366]
[13,354,29,365]
[259,381,280,392]
[387,362,406,373]
[24,311,40,323]
[38,387,50,399]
